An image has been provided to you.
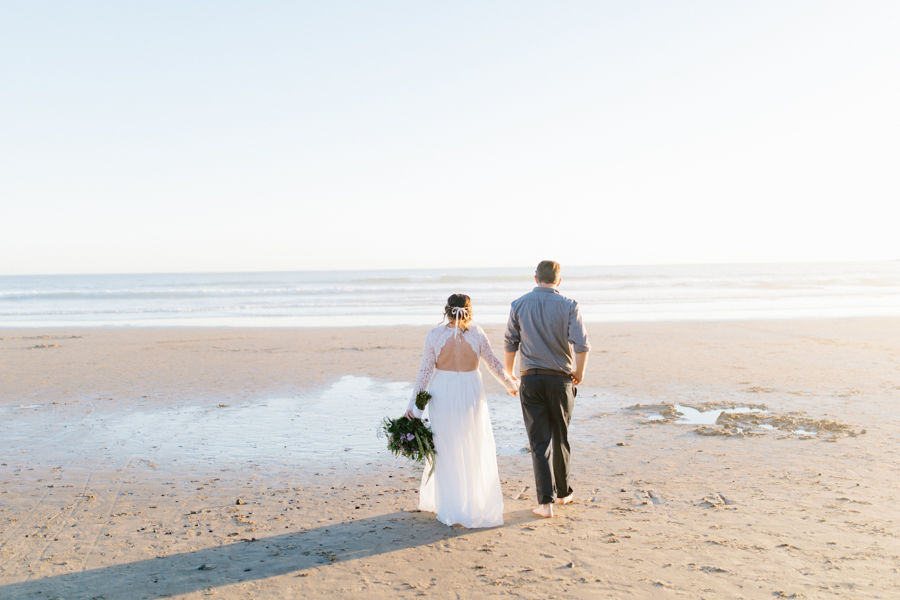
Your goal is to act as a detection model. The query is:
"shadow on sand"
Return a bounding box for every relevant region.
[2,509,541,599]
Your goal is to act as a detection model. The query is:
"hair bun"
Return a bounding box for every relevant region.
[443,293,473,330]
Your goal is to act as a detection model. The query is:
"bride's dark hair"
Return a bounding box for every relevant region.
[442,293,473,330]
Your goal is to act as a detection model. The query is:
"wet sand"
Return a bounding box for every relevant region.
[1,319,899,599]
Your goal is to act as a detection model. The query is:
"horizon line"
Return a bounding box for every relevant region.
[1,258,898,278]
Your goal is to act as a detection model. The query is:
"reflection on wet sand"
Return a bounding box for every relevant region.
[629,402,863,440]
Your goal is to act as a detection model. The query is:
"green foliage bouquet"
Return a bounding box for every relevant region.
[380,415,436,480]
[414,390,432,411]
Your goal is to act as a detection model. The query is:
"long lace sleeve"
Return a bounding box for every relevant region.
[406,331,437,418]
[473,326,518,392]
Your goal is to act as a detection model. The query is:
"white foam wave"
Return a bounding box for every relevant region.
[2,262,899,327]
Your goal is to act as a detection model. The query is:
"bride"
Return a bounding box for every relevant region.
[404,293,519,528]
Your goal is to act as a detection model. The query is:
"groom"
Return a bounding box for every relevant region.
[504,260,590,518]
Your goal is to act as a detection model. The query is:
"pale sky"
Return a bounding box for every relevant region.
[1,1,898,275]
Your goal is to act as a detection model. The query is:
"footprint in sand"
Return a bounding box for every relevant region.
[633,489,664,506]
[700,492,735,508]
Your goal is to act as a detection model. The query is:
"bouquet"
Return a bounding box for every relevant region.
[380,415,436,480]
[414,390,432,411]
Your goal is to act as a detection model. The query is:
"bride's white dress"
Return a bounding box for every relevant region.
[406,325,518,528]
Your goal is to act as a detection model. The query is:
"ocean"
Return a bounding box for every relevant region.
[1,262,898,328]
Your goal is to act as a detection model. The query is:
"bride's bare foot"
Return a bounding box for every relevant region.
[557,494,574,505]
[533,503,553,518]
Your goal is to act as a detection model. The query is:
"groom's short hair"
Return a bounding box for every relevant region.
[536,260,561,284]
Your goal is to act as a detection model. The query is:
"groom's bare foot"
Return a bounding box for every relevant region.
[533,503,553,518]
[557,494,574,505]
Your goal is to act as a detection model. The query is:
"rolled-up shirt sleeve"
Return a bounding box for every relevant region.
[568,302,591,353]
[504,303,521,352]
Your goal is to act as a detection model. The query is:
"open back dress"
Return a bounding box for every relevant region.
[406,324,518,528]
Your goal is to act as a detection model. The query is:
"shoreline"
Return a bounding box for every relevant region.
[2,318,899,598]
[6,309,900,330]
[4,317,899,403]
[5,261,899,331]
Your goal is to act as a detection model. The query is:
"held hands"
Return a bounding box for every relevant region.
[508,376,520,396]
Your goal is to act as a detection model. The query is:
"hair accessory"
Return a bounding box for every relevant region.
[449,305,470,339]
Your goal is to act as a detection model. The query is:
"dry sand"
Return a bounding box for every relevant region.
[1,319,899,599]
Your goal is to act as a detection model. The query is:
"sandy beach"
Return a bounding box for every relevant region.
[1,319,899,599]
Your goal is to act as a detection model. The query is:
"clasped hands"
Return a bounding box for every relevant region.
[404,376,519,420]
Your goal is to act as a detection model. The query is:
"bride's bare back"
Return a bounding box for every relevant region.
[405,323,519,419]
[435,327,479,372]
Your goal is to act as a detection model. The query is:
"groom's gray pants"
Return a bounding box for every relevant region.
[519,374,575,505]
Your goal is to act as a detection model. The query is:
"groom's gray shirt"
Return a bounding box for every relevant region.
[504,287,590,375]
